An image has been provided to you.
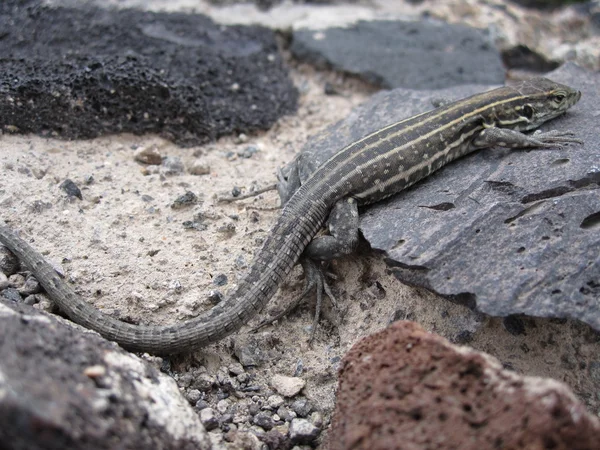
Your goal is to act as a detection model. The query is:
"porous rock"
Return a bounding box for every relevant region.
[329,321,600,450]
[293,62,600,330]
[291,19,504,89]
[0,0,297,146]
[0,299,211,450]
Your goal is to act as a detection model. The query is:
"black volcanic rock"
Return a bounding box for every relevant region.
[0,0,298,146]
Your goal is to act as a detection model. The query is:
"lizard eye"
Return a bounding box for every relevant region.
[554,93,566,103]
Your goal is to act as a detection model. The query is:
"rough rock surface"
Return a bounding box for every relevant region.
[0,299,211,450]
[291,62,600,330]
[329,321,600,450]
[0,0,297,146]
[291,19,504,90]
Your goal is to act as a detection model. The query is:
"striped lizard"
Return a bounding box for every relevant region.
[0,77,582,354]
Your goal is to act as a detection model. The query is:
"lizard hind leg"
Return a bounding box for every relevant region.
[253,257,339,342]
[254,197,359,341]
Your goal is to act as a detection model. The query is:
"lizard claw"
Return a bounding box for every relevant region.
[253,257,338,342]
[531,129,584,147]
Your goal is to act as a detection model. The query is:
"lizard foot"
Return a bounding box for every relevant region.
[531,129,584,148]
[254,257,338,342]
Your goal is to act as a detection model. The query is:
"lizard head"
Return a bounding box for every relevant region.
[505,77,581,131]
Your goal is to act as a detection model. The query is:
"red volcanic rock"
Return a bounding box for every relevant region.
[330,321,599,450]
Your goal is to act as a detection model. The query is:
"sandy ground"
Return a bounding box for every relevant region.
[2,59,599,438]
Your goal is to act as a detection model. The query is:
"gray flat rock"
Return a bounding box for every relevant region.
[0,0,297,146]
[291,19,504,89]
[0,299,211,450]
[295,63,600,331]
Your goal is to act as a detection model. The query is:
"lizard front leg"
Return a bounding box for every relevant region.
[472,127,583,149]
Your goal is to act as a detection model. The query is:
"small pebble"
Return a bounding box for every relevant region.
[0,272,9,290]
[216,399,230,415]
[195,399,209,411]
[189,160,211,175]
[234,255,247,269]
[503,315,526,336]
[200,408,219,431]
[289,418,320,444]
[83,365,107,379]
[134,146,162,165]
[213,274,228,287]
[161,156,184,176]
[237,145,259,159]
[207,290,224,305]
[235,133,248,144]
[18,276,40,296]
[8,273,25,289]
[277,406,296,422]
[1,287,22,302]
[23,295,38,305]
[263,429,289,450]
[229,362,245,376]
[266,395,285,410]
[310,411,324,429]
[248,402,261,416]
[186,389,202,404]
[33,294,55,313]
[193,372,216,391]
[220,413,234,425]
[271,374,305,398]
[60,179,82,200]
[0,246,20,275]
[171,191,198,209]
[253,412,274,431]
[234,336,268,367]
[290,398,312,418]
[217,223,236,234]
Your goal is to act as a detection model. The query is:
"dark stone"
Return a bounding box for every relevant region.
[207,290,224,305]
[171,191,199,210]
[213,273,228,286]
[290,398,312,417]
[291,19,504,90]
[292,62,599,330]
[289,418,320,444]
[501,44,560,72]
[18,276,41,296]
[503,315,527,336]
[1,287,22,303]
[0,299,210,450]
[0,244,21,275]
[260,430,290,450]
[453,329,474,344]
[60,179,83,200]
[233,334,270,367]
[329,321,600,450]
[508,0,580,9]
[253,412,274,430]
[0,0,297,146]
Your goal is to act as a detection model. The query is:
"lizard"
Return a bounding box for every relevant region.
[0,77,582,355]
